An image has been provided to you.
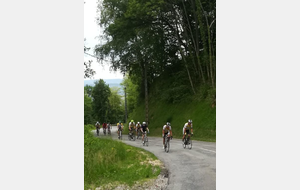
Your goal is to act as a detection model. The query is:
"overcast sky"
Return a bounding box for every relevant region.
[84,0,123,80]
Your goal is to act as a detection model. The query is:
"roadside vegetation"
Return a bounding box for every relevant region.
[127,97,215,142]
[84,125,161,190]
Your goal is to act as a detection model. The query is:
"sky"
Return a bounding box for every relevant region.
[84,0,124,80]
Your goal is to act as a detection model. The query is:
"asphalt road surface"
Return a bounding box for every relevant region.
[95,126,216,190]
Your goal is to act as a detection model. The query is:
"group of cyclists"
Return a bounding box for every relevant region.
[95,121,111,136]
[95,119,194,149]
[161,119,193,149]
[127,120,150,143]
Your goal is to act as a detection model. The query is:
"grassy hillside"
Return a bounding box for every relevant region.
[126,97,216,142]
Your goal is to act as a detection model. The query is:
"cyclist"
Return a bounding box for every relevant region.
[136,121,141,138]
[117,121,124,138]
[107,122,111,134]
[102,122,107,134]
[182,119,193,142]
[162,122,173,149]
[95,121,100,136]
[128,120,136,137]
[140,121,149,144]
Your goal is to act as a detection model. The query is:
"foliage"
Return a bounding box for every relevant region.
[84,93,93,125]
[107,86,124,123]
[121,74,140,114]
[84,39,96,79]
[96,0,216,89]
[92,79,111,122]
[84,85,93,98]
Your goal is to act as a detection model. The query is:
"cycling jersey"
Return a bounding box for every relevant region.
[136,124,141,128]
[141,124,148,132]
[162,125,172,133]
[183,122,193,130]
[183,122,193,135]
[129,122,135,130]
[117,123,123,131]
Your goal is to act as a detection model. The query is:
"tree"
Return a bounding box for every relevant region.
[107,87,123,123]
[121,74,139,114]
[95,0,216,116]
[84,85,93,98]
[84,93,93,124]
[92,79,111,122]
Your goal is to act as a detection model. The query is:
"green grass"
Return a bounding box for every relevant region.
[84,125,161,190]
[128,97,216,142]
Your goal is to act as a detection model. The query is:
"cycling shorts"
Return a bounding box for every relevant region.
[185,130,190,135]
[142,128,148,132]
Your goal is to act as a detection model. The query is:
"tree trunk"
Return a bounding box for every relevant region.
[198,0,215,87]
[173,5,196,94]
[144,62,149,124]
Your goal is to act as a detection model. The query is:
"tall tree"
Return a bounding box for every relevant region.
[107,87,123,123]
[95,0,216,115]
[92,79,111,122]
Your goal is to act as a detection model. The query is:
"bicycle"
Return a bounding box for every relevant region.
[108,127,111,135]
[142,131,148,146]
[103,127,106,135]
[96,127,100,136]
[128,129,136,141]
[118,129,123,140]
[164,135,171,153]
[136,128,142,139]
[182,134,192,149]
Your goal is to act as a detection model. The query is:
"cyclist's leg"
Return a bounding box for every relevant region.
[186,130,190,142]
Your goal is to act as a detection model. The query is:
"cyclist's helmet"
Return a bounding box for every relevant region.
[142,122,146,125]
[119,121,121,123]
[167,122,171,126]
[137,122,140,124]
[131,120,134,122]
[188,119,192,124]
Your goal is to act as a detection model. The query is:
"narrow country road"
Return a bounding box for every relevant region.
[95,126,216,190]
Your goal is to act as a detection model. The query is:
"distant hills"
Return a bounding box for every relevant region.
[84,79,123,88]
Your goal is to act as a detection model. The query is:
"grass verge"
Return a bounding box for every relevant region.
[84,125,161,190]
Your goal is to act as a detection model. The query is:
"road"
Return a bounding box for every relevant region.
[95,126,216,190]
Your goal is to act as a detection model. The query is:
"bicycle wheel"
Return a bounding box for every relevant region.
[183,138,186,149]
[164,137,167,152]
[167,137,170,152]
[133,133,136,141]
[145,136,148,146]
[128,133,131,140]
[120,131,122,140]
[188,138,192,149]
